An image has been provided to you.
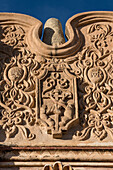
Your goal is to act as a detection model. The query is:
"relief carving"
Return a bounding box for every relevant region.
[0,24,36,140]
[0,19,79,140]
[73,23,113,140]
[1,25,26,47]
[0,12,113,142]
[43,161,73,170]
[36,58,78,138]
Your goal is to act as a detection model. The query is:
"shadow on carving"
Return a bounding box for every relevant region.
[71,23,113,141]
[43,27,55,45]
[0,144,19,169]
[0,22,81,141]
[1,16,113,142]
[0,26,17,142]
[0,24,36,141]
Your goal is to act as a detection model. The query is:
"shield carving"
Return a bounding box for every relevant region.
[35,58,79,138]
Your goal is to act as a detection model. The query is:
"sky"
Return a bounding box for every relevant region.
[0,0,113,33]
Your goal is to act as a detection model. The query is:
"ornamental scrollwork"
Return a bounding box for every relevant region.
[1,25,26,47]
[72,23,113,140]
[36,58,78,138]
[0,20,113,141]
[0,25,40,140]
[0,49,38,139]
[0,23,79,139]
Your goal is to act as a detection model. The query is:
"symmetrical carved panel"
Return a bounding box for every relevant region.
[1,11,113,169]
[0,12,113,145]
[36,58,78,138]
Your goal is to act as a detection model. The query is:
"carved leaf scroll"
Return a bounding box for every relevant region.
[0,24,37,140]
[0,12,113,142]
[72,23,113,140]
[0,21,79,140]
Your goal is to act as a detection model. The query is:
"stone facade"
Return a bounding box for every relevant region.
[0,11,113,169]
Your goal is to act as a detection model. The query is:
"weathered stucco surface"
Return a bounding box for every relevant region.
[0,11,113,169]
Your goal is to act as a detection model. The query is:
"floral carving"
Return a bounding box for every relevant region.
[0,110,35,139]
[1,25,26,47]
[0,20,113,141]
[0,48,38,139]
[72,23,113,140]
[0,23,79,139]
[0,24,39,139]
[88,24,113,55]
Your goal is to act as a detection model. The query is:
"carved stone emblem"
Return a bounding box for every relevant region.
[0,12,113,144]
[36,58,78,138]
